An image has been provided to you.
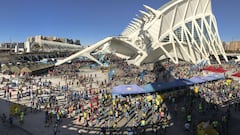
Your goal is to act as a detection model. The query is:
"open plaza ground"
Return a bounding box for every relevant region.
[0,58,240,135]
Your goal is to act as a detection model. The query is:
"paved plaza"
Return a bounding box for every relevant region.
[0,63,240,135]
[0,0,238,134]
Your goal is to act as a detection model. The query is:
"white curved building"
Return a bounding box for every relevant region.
[56,0,228,66]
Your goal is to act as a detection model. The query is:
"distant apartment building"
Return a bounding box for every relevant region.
[225,41,240,51]
[27,35,81,45]
[26,35,83,52]
[0,35,82,53]
[0,42,25,53]
[0,42,24,48]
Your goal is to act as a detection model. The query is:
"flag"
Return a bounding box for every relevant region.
[139,70,147,81]
[108,69,115,80]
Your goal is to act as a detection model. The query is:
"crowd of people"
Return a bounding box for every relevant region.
[0,56,240,135]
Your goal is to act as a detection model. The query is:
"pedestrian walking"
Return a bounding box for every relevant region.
[53,123,60,135]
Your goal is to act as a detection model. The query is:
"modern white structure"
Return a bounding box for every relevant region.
[55,0,228,66]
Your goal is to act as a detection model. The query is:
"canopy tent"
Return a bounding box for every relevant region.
[202,66,227,73]
[153,80,192,90]
[113,74,225,96]
[200,75,217,81]
[143,79,193,92]
[214,67,227,73]
[187,76,206,84]
[202,66,215,71]
[112,84,147,96]
[171,79,194,87]
[186,74,224,84]
[193,74,223,82]
[151,82,172,91]
[232,72,240,78]
[142,84,158,93]
[207,74,225,80]
[180,79,194,85]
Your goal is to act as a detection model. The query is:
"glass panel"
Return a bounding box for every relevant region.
[196,18,202,29]
[185,21,192,33]
[211,22,216,34]
[183,32,187,43]
[203,24,210,41]
[205,16,210,25]
[203,39,209,53]
[193,26,201,45]
[174,27,182,41]
[187,32,192,43]
[161,35,169,42]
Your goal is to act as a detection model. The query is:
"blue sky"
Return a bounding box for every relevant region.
[0,0,239,45]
